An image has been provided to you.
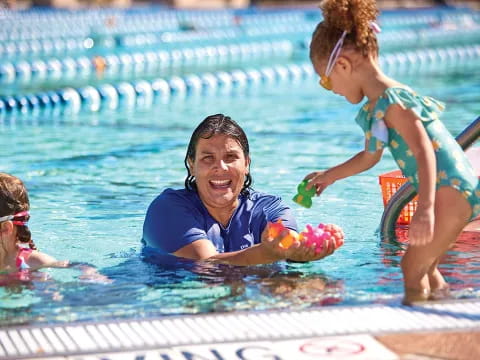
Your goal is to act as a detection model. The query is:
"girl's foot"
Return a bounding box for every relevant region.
[428,268,447,291]
[402,287,430,306]
[428,286,451,301]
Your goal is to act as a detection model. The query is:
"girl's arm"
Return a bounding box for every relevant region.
[27,251,69,270]
[27,252,111,282]
[384,104,436,245]
[305,147,383,194]
[325,147,383,180]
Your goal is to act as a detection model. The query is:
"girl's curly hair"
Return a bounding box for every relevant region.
[310,0,379,65]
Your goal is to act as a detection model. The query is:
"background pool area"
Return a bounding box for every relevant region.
[1,6,480,328]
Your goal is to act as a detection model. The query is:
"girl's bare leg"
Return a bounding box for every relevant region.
[427,260,452,300]
[401,187,471,305]
[427,261,447,291]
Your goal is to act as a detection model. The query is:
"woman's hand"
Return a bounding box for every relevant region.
[261,224,336,263]
[285,238,336,262]
[408,204,434,246]
[260,225,290,262]
[304,170,334,196]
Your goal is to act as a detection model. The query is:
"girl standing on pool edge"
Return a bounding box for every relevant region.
[304,0,480,304]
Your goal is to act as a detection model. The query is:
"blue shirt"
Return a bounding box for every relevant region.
[142,188,297,254]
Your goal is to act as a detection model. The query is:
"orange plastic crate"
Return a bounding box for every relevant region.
[378,170,418,225]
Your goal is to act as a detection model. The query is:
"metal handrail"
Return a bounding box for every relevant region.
[380,116,480,239]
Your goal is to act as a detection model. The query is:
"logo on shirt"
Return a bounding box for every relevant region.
[240,234,254,250]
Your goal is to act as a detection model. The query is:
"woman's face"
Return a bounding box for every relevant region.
[189,134,250,214]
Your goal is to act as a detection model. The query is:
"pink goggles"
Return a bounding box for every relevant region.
[0,211,30,226]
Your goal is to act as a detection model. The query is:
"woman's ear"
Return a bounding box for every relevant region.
[245,156,251,174]
[187,158,194,176]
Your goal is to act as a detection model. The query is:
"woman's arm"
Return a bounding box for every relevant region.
[173,239,281,266]
[173,225,337,266]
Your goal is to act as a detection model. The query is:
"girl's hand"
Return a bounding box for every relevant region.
[408,205,434,246]
[304,170,334,196]
[77,265,113,284]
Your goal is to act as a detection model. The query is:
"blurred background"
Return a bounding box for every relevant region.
[1,0,479,11]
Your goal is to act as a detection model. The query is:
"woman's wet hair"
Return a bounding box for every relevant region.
[0,173,36,250]
[310,0,379,65]
[184,114,252,195]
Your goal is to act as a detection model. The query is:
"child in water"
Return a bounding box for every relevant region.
[0,172,109,282]
[0,172,67,274]
[304,0,480,304]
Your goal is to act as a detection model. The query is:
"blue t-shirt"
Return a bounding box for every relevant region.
[142,188,297,254]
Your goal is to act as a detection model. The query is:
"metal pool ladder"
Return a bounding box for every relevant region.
[380,116,480,239]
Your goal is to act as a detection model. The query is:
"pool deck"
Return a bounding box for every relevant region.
[378,330,480,359]
[1,298,479,360]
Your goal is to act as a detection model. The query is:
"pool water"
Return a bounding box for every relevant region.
[1,21,480,327]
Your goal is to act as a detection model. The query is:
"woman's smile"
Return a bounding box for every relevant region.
[209,179,232,190]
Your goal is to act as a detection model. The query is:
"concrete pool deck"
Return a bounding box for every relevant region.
[1,299,479,359]
[378,330,480,359]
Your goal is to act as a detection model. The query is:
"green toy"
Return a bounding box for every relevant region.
[292,180,316,208]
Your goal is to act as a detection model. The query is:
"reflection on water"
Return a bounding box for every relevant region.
[0,255,345,326]
[1,225,478,327]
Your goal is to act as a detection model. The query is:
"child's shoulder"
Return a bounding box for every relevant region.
[377,87,446,122]
[380,86,416,102]
[357,87,416,117]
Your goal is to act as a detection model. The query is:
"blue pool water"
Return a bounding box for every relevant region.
[1,68,479,327]
[1,7,480,327]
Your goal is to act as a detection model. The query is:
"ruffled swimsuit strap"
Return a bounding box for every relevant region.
[377,87,446,123]
[355,87,447,153]
[15,248,33,271]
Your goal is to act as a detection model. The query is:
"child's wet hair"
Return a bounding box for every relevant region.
[0,173,37,250]
[310,0,379,64]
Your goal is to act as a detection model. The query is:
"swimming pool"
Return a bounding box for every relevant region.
[1,6,479,328]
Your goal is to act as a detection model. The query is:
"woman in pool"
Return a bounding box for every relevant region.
[142,114,337,265]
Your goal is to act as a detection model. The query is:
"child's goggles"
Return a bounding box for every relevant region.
[0,211,30,226]
[320,22,381,91]
[320,30,347,91]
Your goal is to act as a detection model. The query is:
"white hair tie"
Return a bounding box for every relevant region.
[370,21,381,33]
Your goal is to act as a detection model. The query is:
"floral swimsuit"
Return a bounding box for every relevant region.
[355,87,480,219]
